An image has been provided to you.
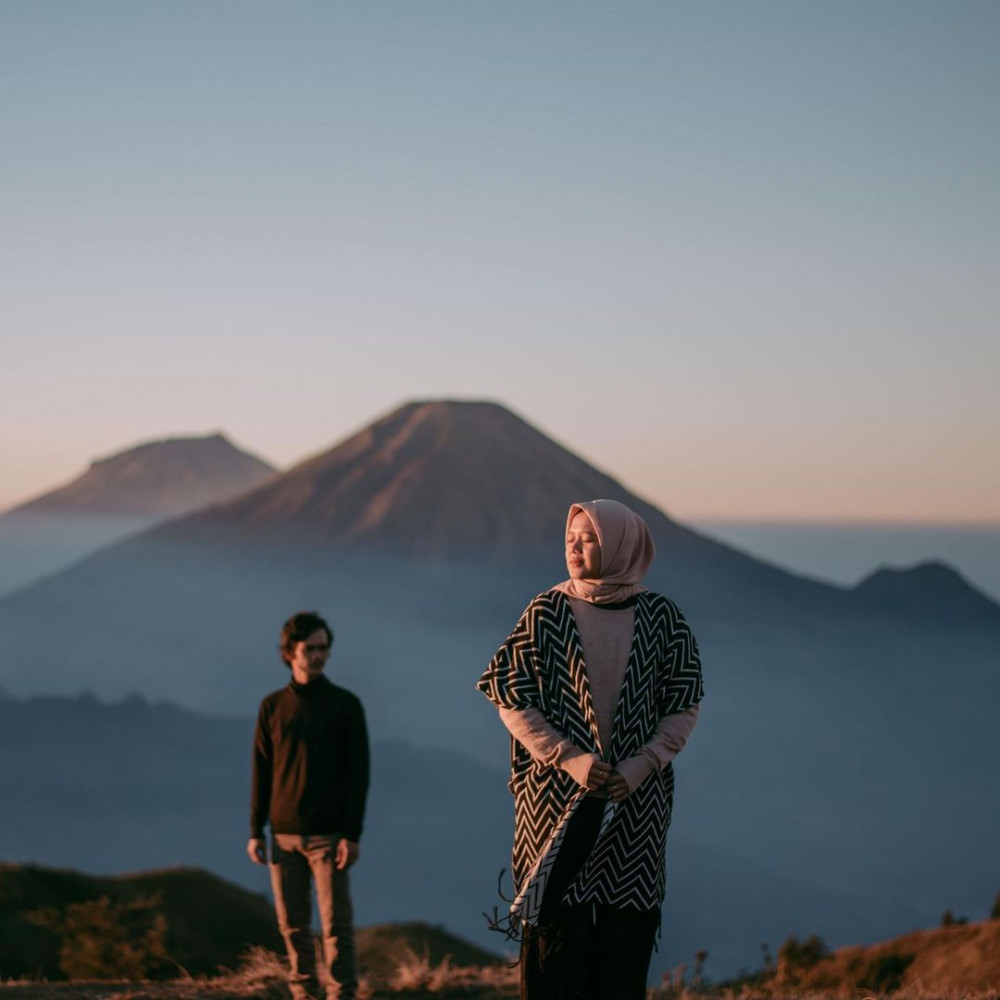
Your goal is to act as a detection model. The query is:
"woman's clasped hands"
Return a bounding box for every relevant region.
[586,758,631,802]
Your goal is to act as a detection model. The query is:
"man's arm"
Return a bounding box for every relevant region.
[247,702,272,864]
[340,696,370,865]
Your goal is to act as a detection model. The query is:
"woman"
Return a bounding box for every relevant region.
[477,499,703,1000]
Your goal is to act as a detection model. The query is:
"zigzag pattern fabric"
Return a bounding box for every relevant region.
[478,589,703,925]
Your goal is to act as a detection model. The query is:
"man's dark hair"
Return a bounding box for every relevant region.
[279,611,334,667]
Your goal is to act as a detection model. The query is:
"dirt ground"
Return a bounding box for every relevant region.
[0,984,514,1000]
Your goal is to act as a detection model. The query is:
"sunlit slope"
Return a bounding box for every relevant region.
[8,433,276,519]
[777,918,1000,994]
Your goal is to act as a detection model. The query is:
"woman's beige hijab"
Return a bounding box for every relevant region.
[553,499,655,604]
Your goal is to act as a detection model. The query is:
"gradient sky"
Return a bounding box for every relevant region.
[3,1,998,522]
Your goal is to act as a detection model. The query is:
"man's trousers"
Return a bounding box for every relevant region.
[269,834,357,1000]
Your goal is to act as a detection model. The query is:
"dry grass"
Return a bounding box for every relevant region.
[0,946,287,999]
[387,948,517,994]
[3,967,997,1000]
[759,920,1000,998]
[0,945,517,999]
[6,929,997,1000]
[646,919,1000,1000]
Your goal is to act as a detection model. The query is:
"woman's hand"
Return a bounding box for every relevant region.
[605,769,631,802]
[587,759,613,791]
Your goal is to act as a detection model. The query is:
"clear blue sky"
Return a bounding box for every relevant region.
[3,1,998,521]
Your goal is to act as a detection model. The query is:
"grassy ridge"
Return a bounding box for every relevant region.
[3,861,997,997]
[0,864,281,979]
[0,862,506,989]
[770,918,1000,995]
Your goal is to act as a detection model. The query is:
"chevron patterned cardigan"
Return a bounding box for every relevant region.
[477,588,703,926]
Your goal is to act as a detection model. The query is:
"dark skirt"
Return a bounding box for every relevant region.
[520,797,660,1000]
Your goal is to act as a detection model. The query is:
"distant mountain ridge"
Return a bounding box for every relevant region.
[147,400,999,625]
[853,560,1000,624]
[0,433,279,597]
[1,400,997,701]
[8,433,277,519]
[148,399,852,617]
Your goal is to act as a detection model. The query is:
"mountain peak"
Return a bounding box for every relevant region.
[162,399,676,560]
[854,560,1000,623]
[392,397,508,412]
[11,433,277,519]
[84,431,229,469]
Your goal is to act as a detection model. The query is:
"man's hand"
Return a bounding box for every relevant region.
[336,838,360,870]
[605,769,631,803]
[246,837,267,865]
[587,760,613,792]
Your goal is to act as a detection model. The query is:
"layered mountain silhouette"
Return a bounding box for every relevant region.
[0,433,277,597]
[145,400,862,620]
[7,432,276,519]
[1,398,997,701]
[138,400,997,626]
[0,399,997,983]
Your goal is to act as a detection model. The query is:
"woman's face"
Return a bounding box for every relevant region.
[566,510,602,579]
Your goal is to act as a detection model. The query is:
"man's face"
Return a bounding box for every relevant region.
[288,628,331,683]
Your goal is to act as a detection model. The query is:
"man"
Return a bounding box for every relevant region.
[248,610,370,1000]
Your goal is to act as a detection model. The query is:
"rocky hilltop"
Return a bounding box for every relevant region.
[0,433,278,597]
[8,433,276,519]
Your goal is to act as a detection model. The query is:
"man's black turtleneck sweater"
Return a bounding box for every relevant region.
[251,675,369,842]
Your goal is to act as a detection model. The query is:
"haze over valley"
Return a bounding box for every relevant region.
[2,400,997,982]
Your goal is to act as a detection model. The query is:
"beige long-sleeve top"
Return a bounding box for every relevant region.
[498,595,700,793]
